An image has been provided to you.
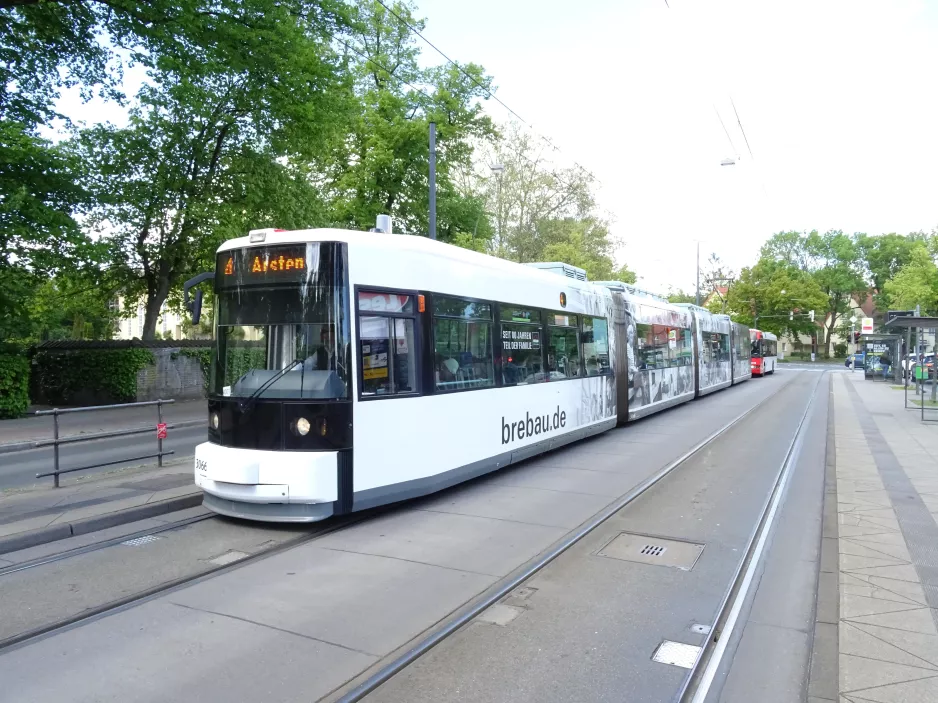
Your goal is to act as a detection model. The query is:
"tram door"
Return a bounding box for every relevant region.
[612,297,631,424]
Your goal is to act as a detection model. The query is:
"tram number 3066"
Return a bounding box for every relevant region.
[196,458,208,475]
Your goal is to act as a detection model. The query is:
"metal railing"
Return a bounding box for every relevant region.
[19,399,194,487]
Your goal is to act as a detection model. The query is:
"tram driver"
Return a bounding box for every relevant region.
[310,325,337,370]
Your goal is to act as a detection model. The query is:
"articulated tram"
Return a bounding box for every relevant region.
[186,221,755,522]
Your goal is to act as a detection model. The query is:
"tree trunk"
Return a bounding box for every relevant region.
[141,277,171,340]
[824,313,838,358]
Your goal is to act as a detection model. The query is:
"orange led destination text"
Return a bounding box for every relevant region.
[251,255,305,273]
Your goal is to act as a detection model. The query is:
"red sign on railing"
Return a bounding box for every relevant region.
[156,423,168,440]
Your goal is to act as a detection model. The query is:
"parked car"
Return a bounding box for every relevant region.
[845,352,866,368]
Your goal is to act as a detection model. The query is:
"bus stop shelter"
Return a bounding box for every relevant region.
[884,313,938,422]
[859,334,902,383]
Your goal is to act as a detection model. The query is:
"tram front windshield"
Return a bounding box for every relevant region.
[212,242,350,400]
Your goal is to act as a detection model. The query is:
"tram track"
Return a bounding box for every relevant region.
[0,508,378,654]
[328,371,810,703]
[0,512,217,578]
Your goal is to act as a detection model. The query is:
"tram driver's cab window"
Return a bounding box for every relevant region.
[358,291,418,397]
[433,296,495,391]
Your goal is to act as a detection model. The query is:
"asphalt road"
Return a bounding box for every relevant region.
[0,424,207,491]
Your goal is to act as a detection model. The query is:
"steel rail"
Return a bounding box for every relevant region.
[331,374,802,703]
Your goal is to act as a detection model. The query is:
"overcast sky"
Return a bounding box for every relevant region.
[51,0,938,295]
[415,0,938,293]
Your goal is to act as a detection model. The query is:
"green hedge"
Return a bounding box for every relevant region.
[181,347,267,392]
[0,349,30,418]
[31,349,154,405]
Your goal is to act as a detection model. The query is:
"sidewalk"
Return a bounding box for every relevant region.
[0,457,202,556]
[0,399,206,449]
[832,372,938,702]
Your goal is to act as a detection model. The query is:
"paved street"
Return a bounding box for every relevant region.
[0,424,206,491]
[0,401,206,491]
[2,370,938,702]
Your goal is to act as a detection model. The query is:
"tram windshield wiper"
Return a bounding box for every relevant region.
[238,358,304,410]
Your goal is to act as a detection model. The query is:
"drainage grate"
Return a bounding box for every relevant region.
[597,532,704,570]
[121,535,161,547]
[652,640,702,668]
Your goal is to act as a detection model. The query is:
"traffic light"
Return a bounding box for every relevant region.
[854,332,860,343]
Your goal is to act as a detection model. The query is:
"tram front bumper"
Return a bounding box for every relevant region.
[194,442,338,506]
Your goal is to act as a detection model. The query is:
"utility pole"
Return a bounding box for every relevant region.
[850,315,857,371]
[429,122,437,240]
[695,241,701,307]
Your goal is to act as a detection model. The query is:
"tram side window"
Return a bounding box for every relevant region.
[581,317,610,376]
[433,296,495,391]
[547,313,580,379]
[707,333,730,362]
[358,291,418,397]
[500,306,543,385]
[673,327,693,366]
[635,324,669,369]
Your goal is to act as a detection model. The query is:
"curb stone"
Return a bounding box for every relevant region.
[0,492,203,556]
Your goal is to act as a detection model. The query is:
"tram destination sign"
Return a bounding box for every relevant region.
[216,245,309,288]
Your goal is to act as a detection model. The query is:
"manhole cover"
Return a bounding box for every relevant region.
[652,640,702,668]
[597,532,704,570]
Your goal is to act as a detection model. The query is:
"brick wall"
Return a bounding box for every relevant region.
[135,348,206,402]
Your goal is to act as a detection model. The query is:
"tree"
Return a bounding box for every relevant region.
[723,259,827,339]
[758,230,867,357]
[699,253,735,311]
[330,0,495,243]
[804,230,868,357]
[72,0,355,339]
[668,289,696,304]
[0,124,91,340]
[882,243,938,313]
[857,232,925,292]
[470,123,635,282]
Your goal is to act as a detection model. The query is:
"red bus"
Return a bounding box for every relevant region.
[750,329,777,376]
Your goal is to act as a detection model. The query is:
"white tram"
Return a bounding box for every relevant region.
[185,221,752,522]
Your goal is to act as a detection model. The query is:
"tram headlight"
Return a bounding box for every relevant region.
[295,417,311,436]
[211,412,219,430]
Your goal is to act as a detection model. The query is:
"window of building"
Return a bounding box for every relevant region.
[582,317,610,376]
[433,296,495,391]
[547,313,580,379]
[499,306,543,385]
[357,290,419,397]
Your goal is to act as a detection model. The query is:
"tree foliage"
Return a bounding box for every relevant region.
[882,242,938,314]
[471,123,635,283]
[723,258,828,338]
[2,0,635,346]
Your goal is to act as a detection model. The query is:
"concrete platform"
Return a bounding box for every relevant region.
[0,458,202,555]
[833,373,938,703]
[0,373,791,702]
